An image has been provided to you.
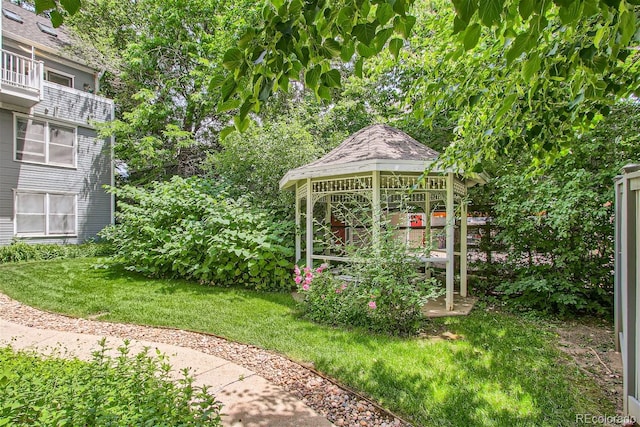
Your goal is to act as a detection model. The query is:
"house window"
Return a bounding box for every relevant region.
[15,192,77,236]
[45,70,73,87]
[15,116,76,167]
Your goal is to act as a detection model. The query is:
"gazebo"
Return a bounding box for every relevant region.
[279,124,488,310]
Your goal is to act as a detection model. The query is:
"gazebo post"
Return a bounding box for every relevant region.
[295,185,301,262]
[372,171,381,248]
[325,196,332,256]
[445,172,455,311]
[425,189,431,279]
[306,178,313,268]
[460,199,468,297]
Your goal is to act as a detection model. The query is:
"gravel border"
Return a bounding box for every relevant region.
[0,293,410,427]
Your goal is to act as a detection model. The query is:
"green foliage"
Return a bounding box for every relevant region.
[0,341,222,426]
[0,241,112,264]
[100,176,294,291]
[210,118,325,213]
[214,0,638,168]
[66,0,260,183]
[470,102,640,314]
[296,232,442,336]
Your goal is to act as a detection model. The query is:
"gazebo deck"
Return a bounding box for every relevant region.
[422,293,478,318]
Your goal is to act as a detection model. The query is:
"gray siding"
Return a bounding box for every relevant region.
[33,83,113,126]
[0,106,112,245]
[38,57,95,92]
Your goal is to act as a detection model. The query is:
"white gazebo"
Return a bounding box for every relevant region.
[279,124,488,310]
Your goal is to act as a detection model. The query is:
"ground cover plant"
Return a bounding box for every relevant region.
[0,258,615,426]
[0,241,111,264]
[100,176,293,291]
[0,340,222,426]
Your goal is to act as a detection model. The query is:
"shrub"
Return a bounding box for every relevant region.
[100,176,294,291]
[296,231,442,336]
[0,340,222,426]
[0,241,112,264]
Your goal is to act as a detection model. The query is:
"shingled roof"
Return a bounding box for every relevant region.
[280,124,442,189]
[1,0,85,64]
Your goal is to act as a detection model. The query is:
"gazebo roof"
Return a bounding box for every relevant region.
[280,124,442,189]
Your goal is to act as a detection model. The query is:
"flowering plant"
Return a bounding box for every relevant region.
[293,223,442,335]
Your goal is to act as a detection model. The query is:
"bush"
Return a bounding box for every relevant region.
[468,102,640,315]
[0,340,222,426]
[296,231,442,336]
[100,176,294,291]
[0,241,112,264]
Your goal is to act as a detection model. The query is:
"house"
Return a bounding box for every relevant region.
[0,0,113,245]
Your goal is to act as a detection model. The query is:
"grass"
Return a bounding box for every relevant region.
[0,258,613,426]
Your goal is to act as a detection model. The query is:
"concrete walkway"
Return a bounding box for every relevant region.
[0,319,333,427]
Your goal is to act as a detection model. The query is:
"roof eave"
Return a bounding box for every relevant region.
[279,159,440,190]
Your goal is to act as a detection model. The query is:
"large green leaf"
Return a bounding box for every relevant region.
[376,3,395,25]
[321,69,342,88]
[464,23,482,50]
[304,65,322,88]
[322,39,342,57]
[506,33,530,65]
[522,53,541,80]
[220,76,237,102]
[389,38,404,59]
[452,0,477,23]
[518,0,535,19]
[60,0,81,15]
[353,22,378,45]
[478,0,504,26]
[35,0,56,14]
[50,10,64,28]
[222,48,245,70]
[340,41,356,61]
[558,0,582,25]
[356,42,377,58]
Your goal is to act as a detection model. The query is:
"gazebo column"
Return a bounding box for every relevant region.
[325,196,332,255]
[295,184,301,262]
[372,171,381,247]
[445,172,455,311]
[306,178,313,268]
[425,191,431,279]
[460,198,468,297]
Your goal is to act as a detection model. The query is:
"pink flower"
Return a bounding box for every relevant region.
[304,276,312,285]
[294,275,302,284]
[302,284,310,291]
[340,283,347,290]
[335,287,342,294]
[316,263,329,273]
[303,267,311,274]
[305,271,313,278]
[368,301,377,310]
[294,265,301,275]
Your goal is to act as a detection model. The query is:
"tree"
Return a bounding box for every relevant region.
[216,0,639,168]
[65,0,258,183]
[40,0,638,168]
[469,100,640,313]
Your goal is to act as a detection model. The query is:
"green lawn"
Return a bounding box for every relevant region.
[0,258,612,426]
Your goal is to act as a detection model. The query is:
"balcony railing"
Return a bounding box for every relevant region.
[1,49,43,106]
